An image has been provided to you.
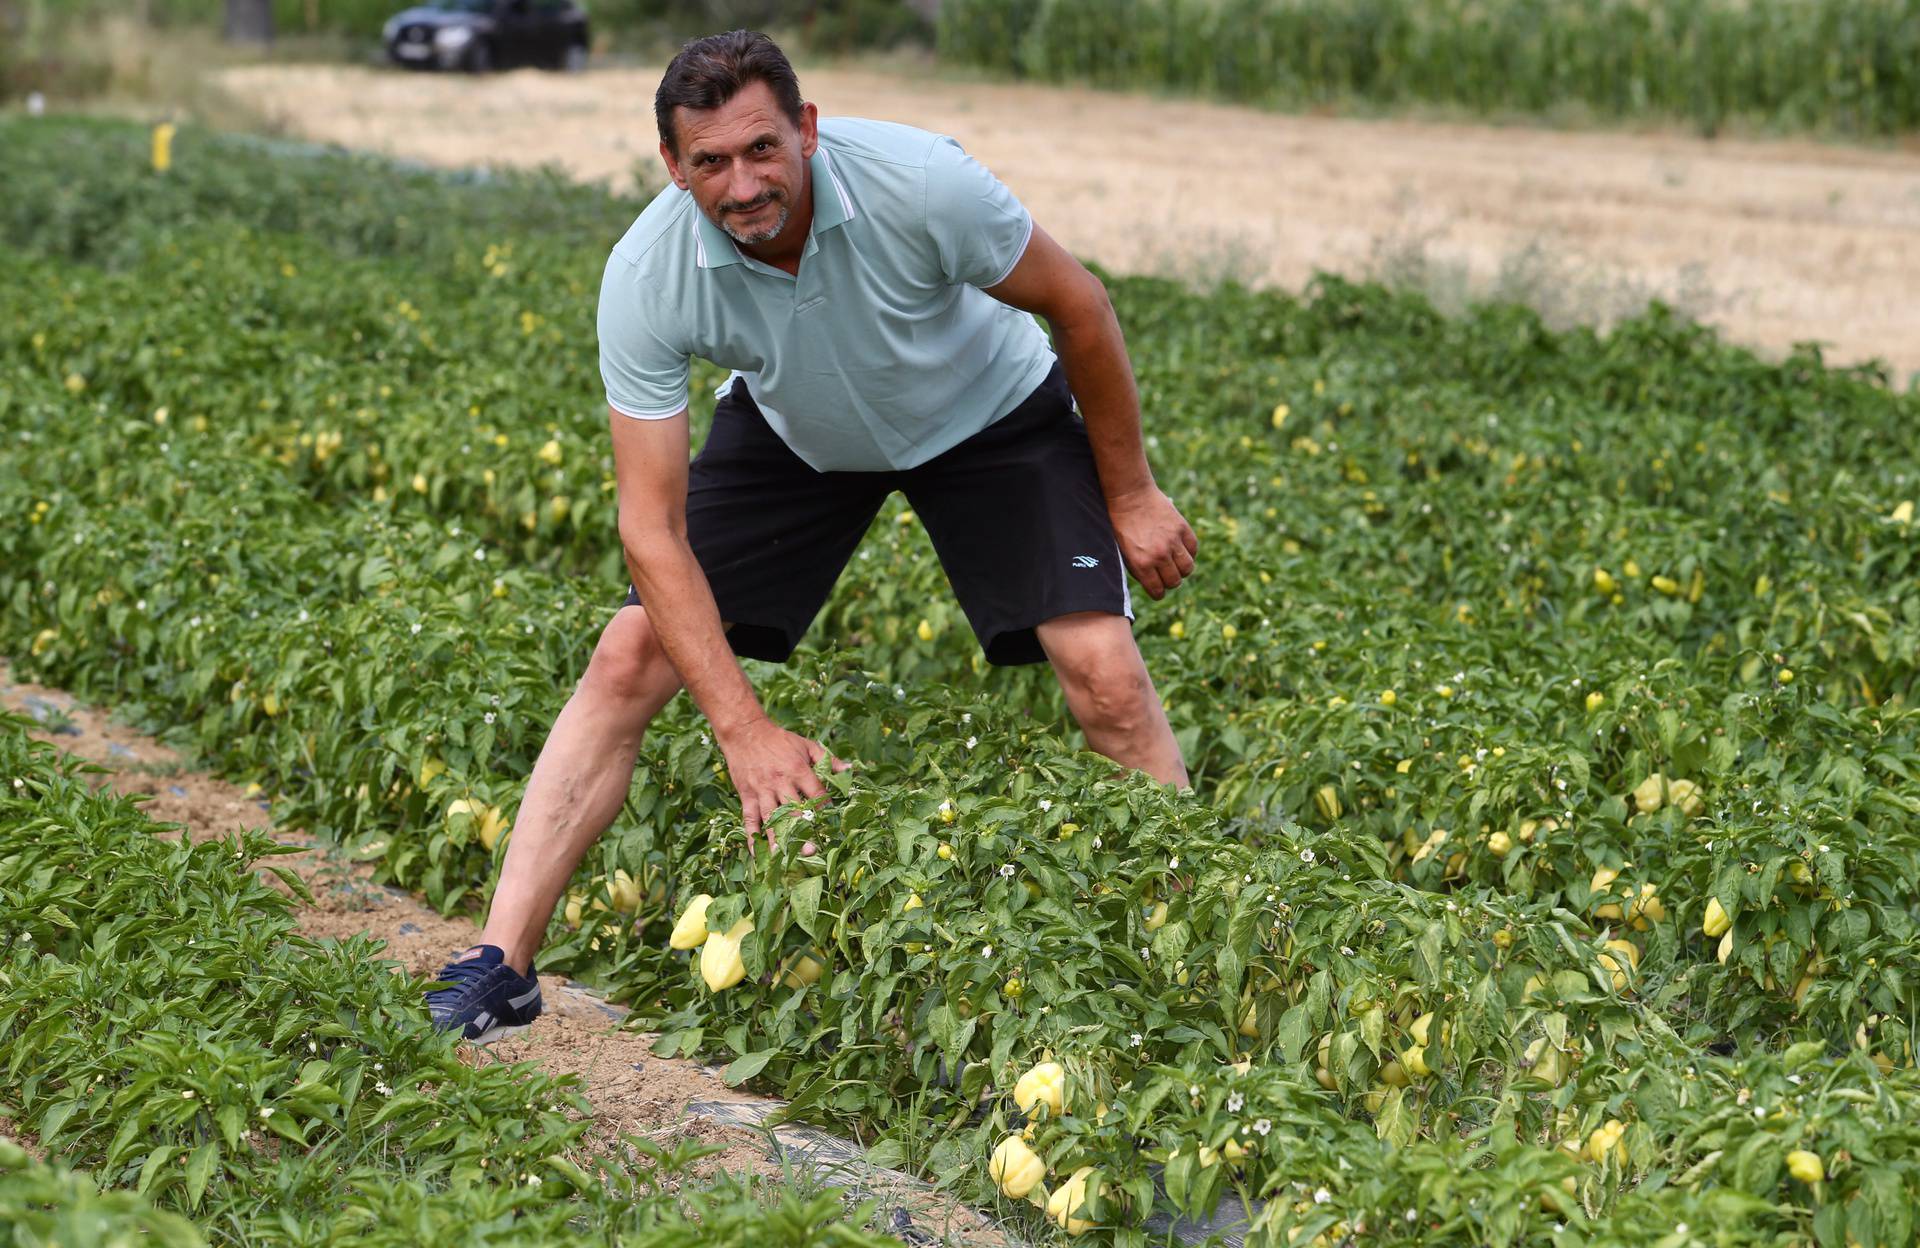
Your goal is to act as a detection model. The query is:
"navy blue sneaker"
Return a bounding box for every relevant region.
[425,945,543,1044]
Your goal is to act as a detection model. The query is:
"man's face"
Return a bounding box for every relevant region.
[664,80,817,248]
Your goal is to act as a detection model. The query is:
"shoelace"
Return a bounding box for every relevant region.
[424,957,498,1005]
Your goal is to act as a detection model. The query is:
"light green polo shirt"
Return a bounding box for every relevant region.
[597,116,1058,472]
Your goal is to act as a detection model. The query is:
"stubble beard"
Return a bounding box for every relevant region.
[719,195,789,246]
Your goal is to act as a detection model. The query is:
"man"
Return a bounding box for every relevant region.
[427,30,1196,1043]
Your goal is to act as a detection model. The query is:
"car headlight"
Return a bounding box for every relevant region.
[434,25,473,47]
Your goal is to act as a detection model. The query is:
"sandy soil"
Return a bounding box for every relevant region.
[210,57,1920,385]
[0,659,1005,1245]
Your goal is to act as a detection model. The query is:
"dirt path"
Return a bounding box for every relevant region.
[0,657,1006,1245]
[209,56,1920,385]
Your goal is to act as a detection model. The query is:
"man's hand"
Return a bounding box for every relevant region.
[1109,485,1198,600]
[717,717,851,851]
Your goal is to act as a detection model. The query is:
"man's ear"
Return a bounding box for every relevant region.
[798,101,819,159]
[659,140,686,191]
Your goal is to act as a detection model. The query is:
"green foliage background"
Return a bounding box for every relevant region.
[937,0,1920,137]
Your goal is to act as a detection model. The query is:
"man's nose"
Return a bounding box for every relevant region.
[727,173,765,207]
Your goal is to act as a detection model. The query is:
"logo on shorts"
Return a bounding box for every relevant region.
[1070,555,1101,568]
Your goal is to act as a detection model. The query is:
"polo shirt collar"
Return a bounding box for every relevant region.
[692,142,856,270]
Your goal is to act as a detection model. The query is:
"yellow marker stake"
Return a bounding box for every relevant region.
[152,123,176,173]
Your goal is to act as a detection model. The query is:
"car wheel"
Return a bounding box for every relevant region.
[561,42,587,73]
[465,41,493,74]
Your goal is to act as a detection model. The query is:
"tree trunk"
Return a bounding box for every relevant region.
[224,0,274,46]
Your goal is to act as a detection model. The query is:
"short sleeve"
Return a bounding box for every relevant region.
[596,253,689,419]
[923,135,1034,289]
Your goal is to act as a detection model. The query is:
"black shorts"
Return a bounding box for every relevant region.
[622,359,1133,666]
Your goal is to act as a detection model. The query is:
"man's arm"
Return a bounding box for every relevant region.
[984,222,1197,599]
[610,405,760,735]
[610,406,840,845]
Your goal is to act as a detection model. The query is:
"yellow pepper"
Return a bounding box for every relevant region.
[1046,1166,1102,1236]
[1786,1149,1824,1183]
[1013,1061,1066,1118]
[779,951,824,990]
[476,806,509,853]
[1667,777,1705,817]
[1587,1118,1627,1165]
[988,1134,1046,1199]
[608,869,640,914]
[700,917,753,991]
[669,894,714,950]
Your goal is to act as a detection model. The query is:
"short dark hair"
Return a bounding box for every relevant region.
[655,30,805,160]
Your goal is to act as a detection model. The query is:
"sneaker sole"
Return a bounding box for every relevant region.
[468,1020,533,1046]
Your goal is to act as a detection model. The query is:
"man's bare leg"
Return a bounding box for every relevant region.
[1036,610,1188,788]
[473,605,687,975]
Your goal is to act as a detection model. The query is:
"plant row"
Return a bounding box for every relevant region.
[0,718,910,1245]
[7,325,1920,1240]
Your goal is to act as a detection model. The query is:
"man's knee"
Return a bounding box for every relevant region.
[1078,663,1154,736]
[1043,615,1154,735]
[581,606,679,704]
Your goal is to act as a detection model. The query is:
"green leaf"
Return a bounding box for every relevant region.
[1375,1086,1415,1145]
[136,1144,175,1195]
[1359,1005,1385,1058]
[216,1103,245,1150]
[1274,1001,1312,1063]
[184,1140,217,1209]
[1413,920,1445,989]
[707,893,746,934]
[268,865,315,905]
[1862,1170,1905,1247]
[36,1098,78,1144]
[261,1109,309,1148]
[722,1050,776,1086]
[1217,888,1261,997]
[790,875,823,940]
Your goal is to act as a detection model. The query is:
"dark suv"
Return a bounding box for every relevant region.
[383,0,589,73]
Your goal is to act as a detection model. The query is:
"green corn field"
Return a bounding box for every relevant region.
[937,0,1920,136]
